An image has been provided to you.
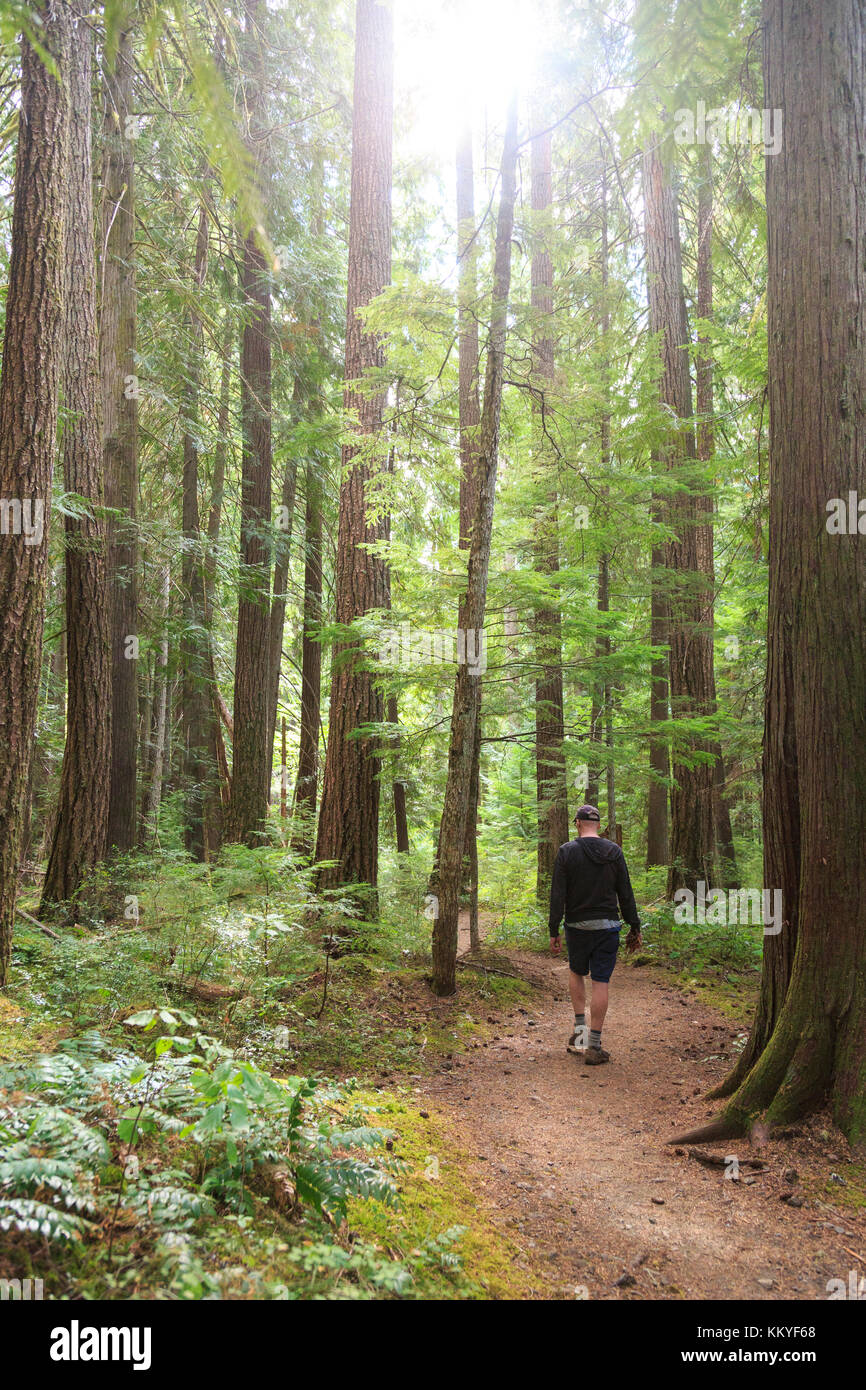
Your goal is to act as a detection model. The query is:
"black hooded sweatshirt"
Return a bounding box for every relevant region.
[547,835,640,935]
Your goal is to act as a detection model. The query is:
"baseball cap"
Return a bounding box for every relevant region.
[574,804,601,822]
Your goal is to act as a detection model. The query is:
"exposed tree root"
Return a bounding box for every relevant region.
[671,1018,834,1146]
[667,1116,746,1146]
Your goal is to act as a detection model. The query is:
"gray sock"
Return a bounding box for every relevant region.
[574,1013,586,1030]
[589,1028,602,1050]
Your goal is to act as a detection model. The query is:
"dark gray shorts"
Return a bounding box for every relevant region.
[564,926,621,982]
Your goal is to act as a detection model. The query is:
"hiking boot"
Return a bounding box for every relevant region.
[584,1046,610,1065]
[566,1030,586,1054]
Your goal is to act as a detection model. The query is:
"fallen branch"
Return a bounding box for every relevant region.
[686,1147,768,1173]
[667,1117,745,1146]
[455,956,524,981]
[15,905,61,941]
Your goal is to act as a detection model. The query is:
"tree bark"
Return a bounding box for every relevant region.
[226,0,273,845]
[695,153,738,890]
[678,0,866,1146]
[431,94,519,996]
[41,1,111,910]
[0,0,70,983]
[101,7,139,853]
[642,137,715,896]
[531,120,569,902]
[315,0,393,904]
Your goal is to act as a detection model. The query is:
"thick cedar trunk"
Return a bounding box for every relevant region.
[102,11,139,853]
[531,122,569,902]
[695,157,738,890]
[642,139,715,896]
[0,0,70,983]
[226,0,273,845]
[181,196,222,860]
[431,96,519,996]
[292,461,323,855]
[315,0,393,903]
[679,0,866,1146]
[41,3,111,909]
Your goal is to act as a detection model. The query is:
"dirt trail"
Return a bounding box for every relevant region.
[418,913,865,1300]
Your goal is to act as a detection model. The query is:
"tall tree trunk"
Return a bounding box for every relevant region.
[642,137,715,896]
[315,0,393,904]
[589,160,613,829]
[102,8,139,852]
[678,0,866,1146]
[531,119,569,902]
[457,123,482,947]
[0,0,70,984]
[291,460,323,855]
[695,152,738,890]
[431,95,519,996]
[226,0,273,845]
[181,194,222,860]
[42,2,111,909]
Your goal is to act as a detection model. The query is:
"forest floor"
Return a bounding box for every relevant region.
[4,886,864,1302]
[409,911,866,1300]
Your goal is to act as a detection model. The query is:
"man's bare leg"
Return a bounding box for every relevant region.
[584,979,611,1064]
[568,968,586,1018]
[566,970,588,1052]
[589,981,609,1034]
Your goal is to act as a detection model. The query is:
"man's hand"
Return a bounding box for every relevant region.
[625,926,643,954]
[549,935,562,956]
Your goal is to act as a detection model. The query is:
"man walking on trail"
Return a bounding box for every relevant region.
[548,804,642,1065]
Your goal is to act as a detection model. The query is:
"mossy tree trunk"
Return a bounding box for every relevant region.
[677,0,866,1147]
